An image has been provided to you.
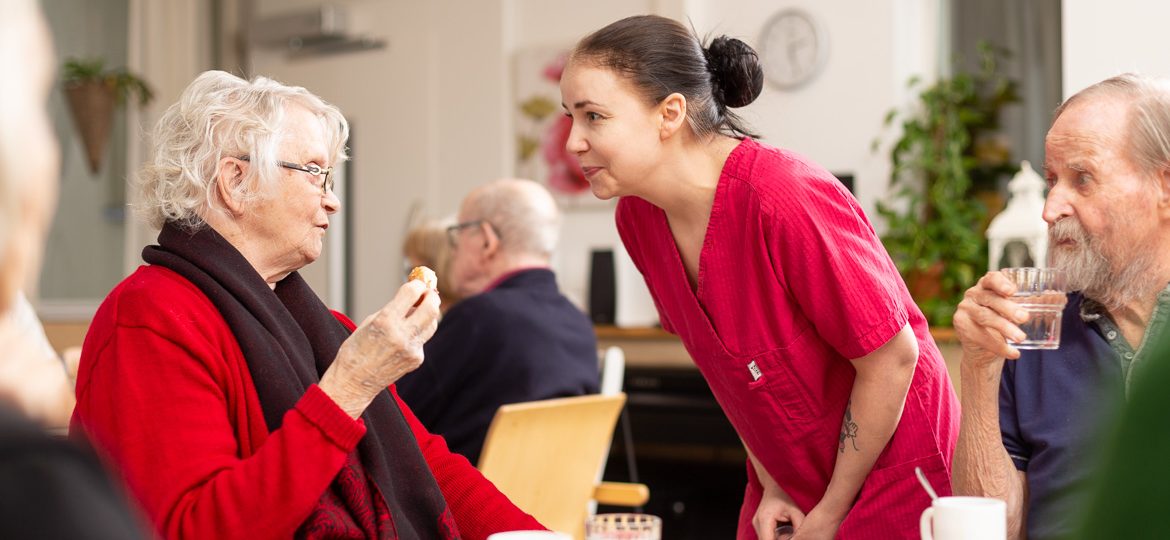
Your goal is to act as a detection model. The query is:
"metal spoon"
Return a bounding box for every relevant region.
[915,466,939,500]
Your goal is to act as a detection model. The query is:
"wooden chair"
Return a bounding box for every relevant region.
[599,346,625,396]
[592,347,641,516]
[477,393,649,539]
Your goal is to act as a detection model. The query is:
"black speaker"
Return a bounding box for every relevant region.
[588,248,616,325]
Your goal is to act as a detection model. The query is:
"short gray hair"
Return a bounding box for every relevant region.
[464,179,561,258]
[135,70,349,230]
[1054,73,1170,175]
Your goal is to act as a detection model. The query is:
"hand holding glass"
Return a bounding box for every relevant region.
[1000,268,1068,350]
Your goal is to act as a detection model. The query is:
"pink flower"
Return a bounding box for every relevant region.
[542,53,567,83]
[542,115,589,194]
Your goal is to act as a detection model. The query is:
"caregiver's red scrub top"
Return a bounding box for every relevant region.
[615,138,959,539]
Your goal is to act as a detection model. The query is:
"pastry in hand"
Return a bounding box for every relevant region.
[409,265,438,290]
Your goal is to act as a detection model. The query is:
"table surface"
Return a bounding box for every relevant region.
[596,324,959,342]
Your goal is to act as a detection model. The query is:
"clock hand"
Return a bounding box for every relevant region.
[787,40,805,77]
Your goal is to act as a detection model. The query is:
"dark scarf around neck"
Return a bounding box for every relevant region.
[142,222,455,539]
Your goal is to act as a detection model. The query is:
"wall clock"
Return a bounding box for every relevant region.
[758,8,828,91]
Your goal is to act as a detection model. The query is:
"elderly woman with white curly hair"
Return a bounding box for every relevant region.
[71,70,544,540]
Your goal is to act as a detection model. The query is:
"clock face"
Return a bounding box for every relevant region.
[759,9,827,90]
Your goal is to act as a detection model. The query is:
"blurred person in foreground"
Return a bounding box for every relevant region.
[1,290,73,428]
[70,70,544,539]
[952,73,1170,539]
[396,178,599,464]
[0,1,145,537]
[1076,328,1170,539]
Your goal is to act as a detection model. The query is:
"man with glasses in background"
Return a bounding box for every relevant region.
[396,178,600,464]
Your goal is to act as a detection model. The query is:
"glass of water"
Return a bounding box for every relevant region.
[585,513,662,540]
[1000,267,1069,350]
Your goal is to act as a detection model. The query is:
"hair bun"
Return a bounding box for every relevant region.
[705,36,764,108]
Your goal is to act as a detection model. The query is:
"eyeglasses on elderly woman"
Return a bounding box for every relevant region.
[237,155,335,195]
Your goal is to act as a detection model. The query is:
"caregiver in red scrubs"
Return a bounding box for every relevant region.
[561,15,959,539]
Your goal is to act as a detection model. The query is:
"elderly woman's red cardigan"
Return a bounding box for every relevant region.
[71,265,542,539]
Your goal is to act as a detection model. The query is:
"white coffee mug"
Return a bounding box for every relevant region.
[486,531,571,540]
[920,496,1006,540]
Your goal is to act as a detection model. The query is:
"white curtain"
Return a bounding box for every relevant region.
[952,0,1063,174]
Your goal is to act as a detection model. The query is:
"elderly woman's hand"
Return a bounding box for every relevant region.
[953,270,1029,368]
[319,280,441,418]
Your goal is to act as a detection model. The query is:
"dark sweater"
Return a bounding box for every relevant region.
[397,268,600,464]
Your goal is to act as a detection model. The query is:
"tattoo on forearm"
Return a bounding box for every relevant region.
[838,399,859,453]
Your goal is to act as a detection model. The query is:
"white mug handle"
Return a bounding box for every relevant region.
[919,507,935,540]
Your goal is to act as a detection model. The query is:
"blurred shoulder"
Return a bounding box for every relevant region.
[442,276,570,331]
[447,287,516,321]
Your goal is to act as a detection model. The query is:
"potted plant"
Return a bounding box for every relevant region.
[62,57,154,174]
[875,43,1019,326]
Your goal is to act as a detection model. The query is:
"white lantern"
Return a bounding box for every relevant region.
[986,161,1048,271]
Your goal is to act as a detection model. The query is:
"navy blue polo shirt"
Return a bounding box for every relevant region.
[1000,293,1126,540]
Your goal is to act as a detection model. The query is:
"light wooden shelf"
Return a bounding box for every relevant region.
[594,325,675,340]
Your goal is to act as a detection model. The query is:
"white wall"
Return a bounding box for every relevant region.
[250,0,676,316]
[508,0,659,309]
[540,0,941,309]
[1062,0,1170,97]
[251,0,512,317]
[107,0,939,322]
[67,0,1170,325]
[689,0,936,219]
[243,0,942,319]
[37,0,213,320]
[39,0,130,308]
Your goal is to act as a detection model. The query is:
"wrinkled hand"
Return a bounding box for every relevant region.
[754,484,806,540]
[789,507,842,540]
[319,280,440,418]
[953,271,1028,367]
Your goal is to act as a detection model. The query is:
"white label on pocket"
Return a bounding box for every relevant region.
[748,360,762,381]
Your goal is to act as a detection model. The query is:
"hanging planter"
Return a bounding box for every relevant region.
[61,58,153,174]
[63,79,116,174]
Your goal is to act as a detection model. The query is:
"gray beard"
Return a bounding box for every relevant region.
[1049,217,1159,313]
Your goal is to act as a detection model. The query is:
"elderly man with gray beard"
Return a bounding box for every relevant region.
[949,73,1170,540]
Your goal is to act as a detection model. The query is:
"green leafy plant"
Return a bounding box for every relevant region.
[62,57,154,106]
[875,42,1020,326]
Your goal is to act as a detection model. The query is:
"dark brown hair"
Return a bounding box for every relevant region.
[571,15,763,139]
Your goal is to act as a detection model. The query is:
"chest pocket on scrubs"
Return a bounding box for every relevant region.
[745,342,819,424]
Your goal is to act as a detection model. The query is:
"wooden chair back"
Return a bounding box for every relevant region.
[478,393,627,539]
